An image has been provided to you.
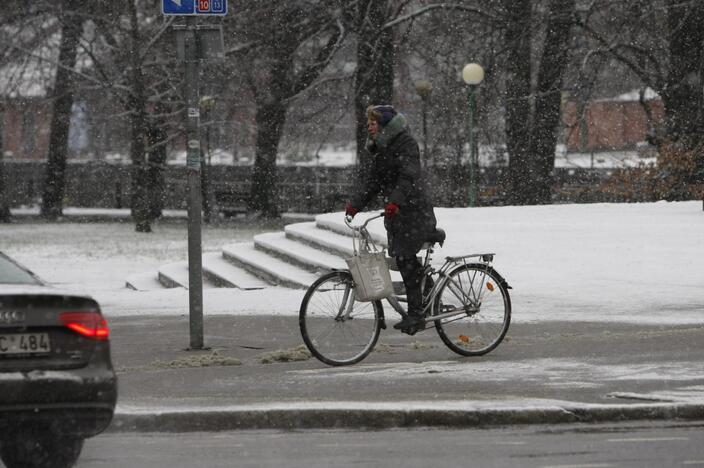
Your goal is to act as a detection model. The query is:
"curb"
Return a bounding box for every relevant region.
[107,402,704,433]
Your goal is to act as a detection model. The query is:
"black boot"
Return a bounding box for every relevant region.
[393,312,424,332]
[395,256,426,334]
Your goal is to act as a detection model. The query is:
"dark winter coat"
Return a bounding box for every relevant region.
[351,114,437,257]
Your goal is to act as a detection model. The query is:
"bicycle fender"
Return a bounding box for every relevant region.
[456,263,512,290]
[487,266,512,290]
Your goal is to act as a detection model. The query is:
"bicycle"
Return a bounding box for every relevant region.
[299,213,512,366]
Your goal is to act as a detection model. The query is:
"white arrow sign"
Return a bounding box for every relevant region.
[173,0,182,6]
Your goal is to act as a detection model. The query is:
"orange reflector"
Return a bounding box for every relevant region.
[459,335,470,343]
[486,282,495,291]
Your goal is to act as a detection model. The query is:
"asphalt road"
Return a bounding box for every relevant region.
[111,316,704,409]
[76,420,704,468]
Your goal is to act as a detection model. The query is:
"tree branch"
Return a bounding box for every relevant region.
[382,3,498,30]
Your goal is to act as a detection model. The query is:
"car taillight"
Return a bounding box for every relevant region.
[60,312,110,341]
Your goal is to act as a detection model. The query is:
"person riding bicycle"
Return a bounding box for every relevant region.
[345,104,438,333]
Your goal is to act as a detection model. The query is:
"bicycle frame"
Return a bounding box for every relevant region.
[345,213,500,329]
[387,251,497,326]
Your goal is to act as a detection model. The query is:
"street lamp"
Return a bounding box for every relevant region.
[462,63,484,207]
[414,80,432,168]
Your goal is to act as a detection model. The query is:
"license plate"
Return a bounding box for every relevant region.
[0,333,51,355]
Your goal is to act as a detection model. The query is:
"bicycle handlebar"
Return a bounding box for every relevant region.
[344,212,384,231]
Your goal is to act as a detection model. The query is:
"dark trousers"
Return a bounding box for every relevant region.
[396,255,424,316]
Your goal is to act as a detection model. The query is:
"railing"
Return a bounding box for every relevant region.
[2,161,623,213]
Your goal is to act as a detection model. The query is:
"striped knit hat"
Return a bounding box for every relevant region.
[366,105,397,126]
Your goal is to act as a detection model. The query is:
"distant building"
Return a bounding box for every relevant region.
[2,97,52,161]
[562,88,664,154]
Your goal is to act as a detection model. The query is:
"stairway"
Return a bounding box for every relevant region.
[125,213,393,291]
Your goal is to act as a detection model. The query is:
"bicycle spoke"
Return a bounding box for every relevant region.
[433,264,511,356]
[300,272,381,366]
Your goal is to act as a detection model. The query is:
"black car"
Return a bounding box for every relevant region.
[0,252,117,468]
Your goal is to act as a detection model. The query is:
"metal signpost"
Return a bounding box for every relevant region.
[163,0,226,349]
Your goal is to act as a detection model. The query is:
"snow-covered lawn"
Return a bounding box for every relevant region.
[2,201,703,324]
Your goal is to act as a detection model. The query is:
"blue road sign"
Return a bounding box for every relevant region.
[162,0,227,16]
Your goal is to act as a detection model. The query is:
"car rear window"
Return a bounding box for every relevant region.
[0,255,42,285]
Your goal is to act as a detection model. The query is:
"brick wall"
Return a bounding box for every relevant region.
[2,98,53,161]
[563,99,664,151]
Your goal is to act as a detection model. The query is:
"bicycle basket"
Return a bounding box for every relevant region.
[345,228,393,302]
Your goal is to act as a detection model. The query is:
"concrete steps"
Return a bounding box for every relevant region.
[284,222,355,257]
[253,231,346,273]
[157,261,218,289]
[201,252,269,290]
[222,242,319,289]
[125,271,163,291]
[129,214,394,292]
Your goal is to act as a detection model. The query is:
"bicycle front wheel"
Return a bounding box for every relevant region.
[299,271,382,366]
[433,264,511,356]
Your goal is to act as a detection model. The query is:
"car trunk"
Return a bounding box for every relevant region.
[0,294,105,372]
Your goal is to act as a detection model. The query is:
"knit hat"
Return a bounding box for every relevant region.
[366,105,397,127]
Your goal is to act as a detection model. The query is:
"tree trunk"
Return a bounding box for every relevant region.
[528,0,576,204]
[146,119,167,221]
[503,0,533,205]
[40,1,82,219]
[128,0,151,232]
[248,101,286,217]
[662,0,704,193]
[354,0,395,172]
[663,1,704,150]
[0,104,10,223]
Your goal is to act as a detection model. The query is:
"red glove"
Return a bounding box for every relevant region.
[345,203,359,218]
[384,203,400,219]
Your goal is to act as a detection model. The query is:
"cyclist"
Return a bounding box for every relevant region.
[345,104,438,333]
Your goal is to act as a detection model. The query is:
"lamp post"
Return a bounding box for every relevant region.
[462,63,484,207]
[414,80,432,168]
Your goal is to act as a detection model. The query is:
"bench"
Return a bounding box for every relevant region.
[214,189,250,217]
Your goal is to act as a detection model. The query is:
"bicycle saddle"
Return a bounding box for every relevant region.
[425,228,446,248]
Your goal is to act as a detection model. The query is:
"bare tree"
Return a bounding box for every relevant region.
[527,0,576,204]
[79,1,180,231]
[503,0,577,205]
[503,0,533,204]
[40,0,83,219]
[352,0,395,172]
[228,1,346,217]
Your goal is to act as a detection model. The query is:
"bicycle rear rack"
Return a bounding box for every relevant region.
[445,253,495,263]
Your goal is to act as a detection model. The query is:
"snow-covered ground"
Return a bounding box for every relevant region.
[2,201,702,325]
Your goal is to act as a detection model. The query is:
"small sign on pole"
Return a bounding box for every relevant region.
[163,0,228,16]
[174,24,224,61]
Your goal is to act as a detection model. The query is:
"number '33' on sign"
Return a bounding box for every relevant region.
[198,0,223,12]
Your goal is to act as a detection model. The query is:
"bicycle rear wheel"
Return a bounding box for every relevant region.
[433,263,511,356]
[299,271,382,366]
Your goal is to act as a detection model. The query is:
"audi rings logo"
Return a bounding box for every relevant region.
[0,310,26,324]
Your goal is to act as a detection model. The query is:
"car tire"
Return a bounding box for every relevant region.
[0,434,84,468]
